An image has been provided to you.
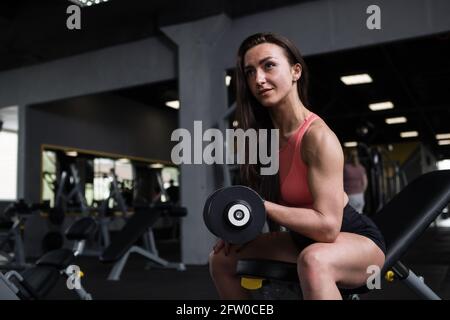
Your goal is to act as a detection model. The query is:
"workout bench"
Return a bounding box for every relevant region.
[236,170,450,299]
[100,203,187,281]
[1,216,97,300]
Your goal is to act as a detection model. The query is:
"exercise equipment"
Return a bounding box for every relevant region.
[0,200,48,270]
[100,203,187,281]
[0,216,97,300]
[203,185,266,244]
[55,164,89,217]
[99,169,128,217]
[0,272,19,300]
[236,170,450,300]
[90,168,129,253]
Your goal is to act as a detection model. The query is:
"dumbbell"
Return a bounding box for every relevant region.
[203,185,266,244]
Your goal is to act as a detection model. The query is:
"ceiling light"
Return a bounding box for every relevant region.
[116,158,130,164]
[385,116,407,124]
[400,131,418,138]
[149,163,164,169]
[166,100,180,109]
[438,140,450,146]
[369,101,394,111]
[344,141,358,147]
[436,133,450,140]
[340,74,373,85]
[68,0,109,7]
[65,150,78,157]
[225,75,232,87]
[232,120,239,127]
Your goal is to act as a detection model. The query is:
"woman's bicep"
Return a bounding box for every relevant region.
[305,129,345,218]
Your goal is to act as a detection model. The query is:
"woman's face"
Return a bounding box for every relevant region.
[243,43,301,107]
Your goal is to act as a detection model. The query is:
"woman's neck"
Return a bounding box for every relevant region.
[269,94,310,139]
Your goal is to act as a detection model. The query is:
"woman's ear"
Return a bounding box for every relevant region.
[292,63,302,82]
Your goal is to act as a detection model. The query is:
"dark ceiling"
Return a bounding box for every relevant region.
[0,0,313,72]
[1,0,449,159]
[116,32,450,159]
[307,32,450,158]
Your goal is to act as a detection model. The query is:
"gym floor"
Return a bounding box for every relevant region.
[44,224,450,300]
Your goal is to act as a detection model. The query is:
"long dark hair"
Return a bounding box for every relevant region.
[235,32,310,202]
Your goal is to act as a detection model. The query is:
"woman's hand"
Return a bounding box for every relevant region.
[213,239,248,256]
[264,200,275,218]
[213,239,231,255]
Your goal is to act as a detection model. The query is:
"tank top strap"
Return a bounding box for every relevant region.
[293,112,320,151]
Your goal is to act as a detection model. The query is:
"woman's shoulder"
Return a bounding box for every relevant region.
[303,118,337,147]
[301,118,342,164]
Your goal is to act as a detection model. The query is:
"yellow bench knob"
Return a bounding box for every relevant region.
[241,277,264,290]
[385,270,395,282]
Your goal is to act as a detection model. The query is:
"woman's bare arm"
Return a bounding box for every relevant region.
[264,122,345,242]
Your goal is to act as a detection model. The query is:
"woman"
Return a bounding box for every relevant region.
[344,148,368,213]
[209,33,386,300]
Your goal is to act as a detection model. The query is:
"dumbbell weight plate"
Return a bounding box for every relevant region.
[203,187,223,225]
[203,185,266,244]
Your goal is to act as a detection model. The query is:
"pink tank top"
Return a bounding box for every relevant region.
[279,113,320,207]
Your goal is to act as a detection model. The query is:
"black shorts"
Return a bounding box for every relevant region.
[289,204,387,255]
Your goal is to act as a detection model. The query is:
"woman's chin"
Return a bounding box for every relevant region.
[258,98,278,108]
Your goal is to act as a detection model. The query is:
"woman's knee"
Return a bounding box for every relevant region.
[297,246,332,275]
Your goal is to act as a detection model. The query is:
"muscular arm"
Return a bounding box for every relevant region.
[264,123,345,243]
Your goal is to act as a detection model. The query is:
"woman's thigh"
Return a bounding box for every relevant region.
[300,232,385,289]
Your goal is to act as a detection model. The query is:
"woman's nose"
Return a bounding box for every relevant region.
[256,70,266,85]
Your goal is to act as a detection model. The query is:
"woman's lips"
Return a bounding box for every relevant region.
[259,88,273,96]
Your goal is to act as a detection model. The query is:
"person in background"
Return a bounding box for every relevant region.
[166,179,180,205]
[343,148,368,214]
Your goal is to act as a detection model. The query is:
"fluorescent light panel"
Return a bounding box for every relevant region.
[436,133,450,140]
[385,116,407,124]
[400,131,418,138]
[344,141,358,147]
[65,151,78,157]
[116,158,130,164]
[438,140,450,146]
[369,101,394,111]
[69,0,109,7]
[225,75,232,87]
[340,74,372,85]
[166,100,180,109]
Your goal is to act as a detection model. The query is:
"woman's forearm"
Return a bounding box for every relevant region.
[264,201,340,242]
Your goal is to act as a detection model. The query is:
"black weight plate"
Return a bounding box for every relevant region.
[203,187,224,229]
[204,186,240,241]
[204,185,254,234]
[204,185,265,244]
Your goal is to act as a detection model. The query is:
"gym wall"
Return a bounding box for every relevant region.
[23,92,178,203]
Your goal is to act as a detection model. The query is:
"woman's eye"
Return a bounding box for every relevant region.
[265,62,275,69]
[246,70,255,77]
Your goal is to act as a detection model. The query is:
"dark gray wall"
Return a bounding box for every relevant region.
[0,37,176,107]
[24,93,178,202]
